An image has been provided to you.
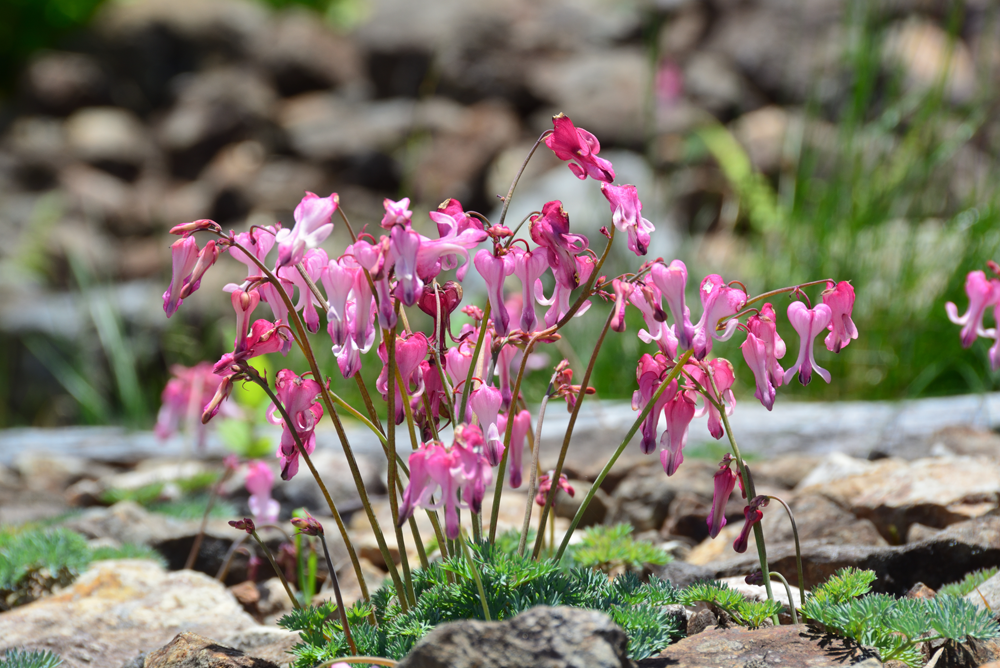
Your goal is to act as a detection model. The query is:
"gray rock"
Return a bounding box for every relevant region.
[65,107,151,168]
[608,460,716,533]
[397,605,632,668]
[25,51,110,114]
[144,631,280,668]
[965,571,1000,611]
[278,93,413,161]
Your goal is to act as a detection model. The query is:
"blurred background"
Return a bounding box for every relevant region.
[1,0,999,430]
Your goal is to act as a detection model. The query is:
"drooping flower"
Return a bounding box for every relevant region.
[419,201,488,283]
[320,256,358,349]
[155,362,234,447]
[267,369,324,480]
[475,250,515,337]
[213,317,291,375]
[822,281,858,353]
[469,384,504,465]
[279,248,328,334]
[497,409,531,488]
[691,275,746,359]
[610,279,633,333]
[660,391,696,476]
[551,359,595,410]
[163,237,200,317]
[352,236,396,330]
[275,192,338,268]
[455,424,492,515]
[746,303,785,390]
[686,358,736,440]
[376,332,429,424]
[946,270,1000,348]
[544,113,615,183]
[708,455,738,539]
[632,354,675,455]
[733,496,768,554]
[417,281,463,353]
[535,470,575,506]
[627,277,677,357]
[600,183,655,256]
[381,197,412,229]
[246,460,280,524]
[650,260,695,351]
[529,201,589,290]
[783,301,833,385]
[742,332,776,411]
[391,224,423,306]
[176,240,220,302]
[537,254,595,328]
[512,248,550,334]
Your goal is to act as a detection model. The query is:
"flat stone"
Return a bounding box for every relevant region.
[0,560,257,668]
[396,605,631,668]
[145,631,279,668]
[648,624,881,668]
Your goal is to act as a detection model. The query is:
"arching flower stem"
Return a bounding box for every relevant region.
[497,129,553,230]
[517,372,559,557]
[769,571,798,624]
[766,494,806,600]
[554,350,694,561]
[720,279,833,329]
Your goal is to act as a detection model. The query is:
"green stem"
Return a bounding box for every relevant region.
[317,532,357,654]
[393,359,431,570]
[710,373,777,624]
[496,129,553,230]
[249,529,301,610]
[533,306,615,559]
[459,530,491,621]
[768,495,806,598]
[517,387,553,557]
[769,571,798,625]
[185,465,231,570]
[458,303,491,424]
[555,350,693,561]
[721,279,834,327]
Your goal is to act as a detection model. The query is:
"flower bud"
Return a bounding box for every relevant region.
[745,570,764,585]
[170,219,222,236]
[229,517,255,534]
[202,376,235,424]
[291,515,324,537]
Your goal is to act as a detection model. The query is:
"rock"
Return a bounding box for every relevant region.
[277,448,384,519]
[649,560,716,588]
[652,624,881,667]
[608,460,717,533]
[798,456,1000,543]
[883,17,976,105]
[686,607,717,636]
[907,523,942,543]
[12,452,95,493]
[96,0,268,49]
[396,605,631,668]
[527,48,648,143]
[330,557,385,609]
[964,571,1000,611]
[682,51,755,115]
[220,627,300,667]
[229,578,294,624]
[906,582,936,599]
[64,107,151,175]
[0,560,258,668]
[928,426,1000,459]
[24,52,111,115]
[795,452,874,489]
[758,492,888,548]
[553,479,610,527]
[144,632,280,668]
[731,106,791,174]
[707,514,1000,595]
[717,576,803,609]
[93,458,215,501]
[748,455,822,491]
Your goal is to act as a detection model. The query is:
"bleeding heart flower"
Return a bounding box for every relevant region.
[783,301,833,385]
[544,113,615,183]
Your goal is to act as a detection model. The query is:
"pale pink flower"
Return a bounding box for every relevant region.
[163,237,199,317]
[155,362,233,448]
[511,248,549,334]
[267,369,324,480]
[660,391,696,476]
[381,197,412,229]
[600,183,654,256]
[691,275,746,360]
[650,260,695,351]
[246,460,279,524]
[822,281,858,353]
[497,409,531,488]
[275,192,338,268]
[947,270,1000,348]
[783,301,833,385]
[475,250,516,337]
[469,385,503,465]
[686,358,736,440]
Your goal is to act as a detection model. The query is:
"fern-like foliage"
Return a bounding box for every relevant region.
[280,540,684,666]
[564,524,671,574]
[0,527,165,610]
[678,581,781,629]
[801,568,1000,668]
[939,567,998,598]
[0,648,63,668]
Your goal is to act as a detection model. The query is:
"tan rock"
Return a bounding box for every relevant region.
[144,631,279,668]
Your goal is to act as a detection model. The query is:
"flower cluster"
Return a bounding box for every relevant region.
[947,264,1000,369]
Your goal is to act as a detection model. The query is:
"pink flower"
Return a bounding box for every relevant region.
[631,354,676,455]
[742,332,777,411]
[391,225,423,306]
[352,237,396,330]
[708,456,737,539]
[600,183,654,256]
[381,197,412,229]
[279,248,328,334]
[747,303,785,389]
[822,281,858,353]
[469,385,503,465]
[544,113,615,183]
[246,460,279,524]
[275,192,338,268]
[163,237,199,317]
[535,471,575,506]
[267,369,324,480]
[610,279,633,333]
[660,391,696,475]
[537,254,595,328]
[320,256,359,348]
[650,260,695,351]
[417,281,463,353]
[475,250,515,337]
[627,278,676,357]
[420,201,488,282]
[691,275,746,359]
[946,270,1000,348]
[497,409,531,488]
[155,362,233,447]
[734,497,767,553]
[512,248,549,334]
[376,332,429,425]
[529,201,589,290]
[230,289,261,354]
[686,358,736,440]
[783,301,833,385]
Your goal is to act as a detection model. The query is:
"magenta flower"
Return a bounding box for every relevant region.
[475,250,516,337]
[600,183,654,256]
[627,278,669,350]
[320,256,358,348]
[660,391,696,476]
[419,202,488,282]
[417,281,463,352]
[496,339,518,410]
[784,301,833,385]
[537,254,595,328]
[691,275,746,359]
[381,197,412,229]
[687,358,736,440]
[708,456,737,539]
[279,248,328,334]
[376,332,429,424]
[512,249,549,334]
[631,354,676,455]
[990,306,1000,372]
[391,225,423,306]
[230,288,261,354]
[155,362,233,448]
[268,369,324,480]
[822,281,858,353]
[529,201,590,289]
[610,279,633,333]
[228,227,290,327]
[470,384,504,465]
[734,497,767,553]
[544,113,615,183]
[163,237,200,317]
[456,427,492,515]
[536,470,575,506]
[747,303,785,389]
[214,318,290,375]
[246,460,280,524]
[650,260,695,351]
[275,192,338,268]
[497,409,531,488]
[352,236,396,330]
[742,332,777,411]
[946,270,1000,348]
